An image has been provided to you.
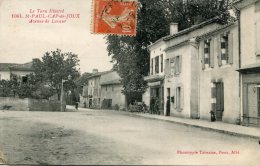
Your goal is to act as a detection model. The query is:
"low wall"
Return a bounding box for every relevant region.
[28,99,65,112]
[0,97,65,112]
[0,97,29,111]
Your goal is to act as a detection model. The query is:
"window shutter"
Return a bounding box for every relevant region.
[170,57,175,75]
[220,82,224,110]
[179,55,182,73]
[174,87,177,109]
[180,85,184,109]
[200,41,205,70]
[217,36,222,66]
[165,59,169,75]
[150,59,153,75]
[228,33,233,64]
[174,57,178,75]
[210,39,214,68]
[255,3,260,56]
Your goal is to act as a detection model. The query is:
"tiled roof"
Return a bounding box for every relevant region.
[9,61,33,71]
[148,17,222,49]
[0,63,19,71]
[0,62,33,71]
[86,70,112,79]
[196,22,238,41]
[100,79,121,85]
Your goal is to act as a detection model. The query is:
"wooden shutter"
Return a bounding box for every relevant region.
[220,82,224,110]
[170,57,175,75]
[174,87,177,109]
[174,56,178,75]
[151,58,153,75]
[164,59,169,75]
[255,21,260,55]
[200,41,205,70]
[255,3,260,55]
[242,84,248,117]
[179,55,182,73]
[228,33,233,64]
[210,39,214,68]
[180,85,184,109]
[217,36,222,66]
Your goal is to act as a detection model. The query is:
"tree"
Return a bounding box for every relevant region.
[106,0,234,98]
[74,72,92,95]
[32,49,80,100]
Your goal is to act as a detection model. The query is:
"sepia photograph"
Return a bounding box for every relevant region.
[0,0,259,165]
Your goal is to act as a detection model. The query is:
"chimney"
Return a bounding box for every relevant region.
[170,23,178,35]
[92,69,98,74]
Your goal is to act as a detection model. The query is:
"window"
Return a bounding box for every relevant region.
[22,76,28,84]
[150,59,153,75]
[255,1,260,55]
[204,39,211,68]
[220,34,228,65]
[219,32,233,66]
[257,85,260,117]
[170,58,175,75]
[106,86,107,91]
[160,54,163,72]
[165,59,170,76]
[155,56,159,74]
[112,85,114,91]
[175,56,182,74]
[176,87,181,109]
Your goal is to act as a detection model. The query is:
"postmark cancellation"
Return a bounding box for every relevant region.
[92,0,137,36]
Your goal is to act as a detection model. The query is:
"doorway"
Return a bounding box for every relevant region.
[166,88,170,116]
[215,82,224,121]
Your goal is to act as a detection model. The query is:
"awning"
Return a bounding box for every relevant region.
[144,74,164,82]
[236,63,260,74]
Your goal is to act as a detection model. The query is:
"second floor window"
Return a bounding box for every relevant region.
[155,56,159,74]
[255,1,260,56]
[160,54,163,72]
[150,59,153,75]
[175,55,182,75]
[168,55,182,76]
[218,32,233,66]
[170,58,175,75]
[204,39,211,68]
[220,34,228,65]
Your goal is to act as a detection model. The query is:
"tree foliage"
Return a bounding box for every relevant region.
[32,49,80,99]
[106,0,234,95]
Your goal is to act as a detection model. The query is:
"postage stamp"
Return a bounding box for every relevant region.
[92,0,137,36]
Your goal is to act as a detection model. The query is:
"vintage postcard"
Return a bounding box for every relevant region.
[0,0,259,165]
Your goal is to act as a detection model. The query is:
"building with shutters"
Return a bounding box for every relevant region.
[144,18,224,117]
[143,38,166,115]
[0,62,33,81]
[235,0,260,127]
[100,70,126,110]
[163,19,223,118]
[197,23,240,123]
[85,69,111,109]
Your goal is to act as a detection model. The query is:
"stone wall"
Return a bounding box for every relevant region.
[28,99,64,112]
[0,97,65,112]
[0,97,29,111]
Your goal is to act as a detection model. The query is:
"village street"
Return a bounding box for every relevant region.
[0,108,259,165]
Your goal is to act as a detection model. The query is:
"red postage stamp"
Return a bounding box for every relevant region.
[92,0,137,36]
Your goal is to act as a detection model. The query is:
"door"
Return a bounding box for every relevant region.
[166,88,170,116]
[216,82,224,121]
[247,84,258,125]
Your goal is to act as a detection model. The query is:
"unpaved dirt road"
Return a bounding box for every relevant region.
[0,108,259,165]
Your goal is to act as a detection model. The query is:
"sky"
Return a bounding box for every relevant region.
[0,0,113,74]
